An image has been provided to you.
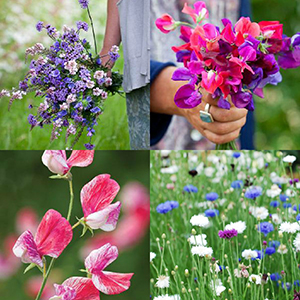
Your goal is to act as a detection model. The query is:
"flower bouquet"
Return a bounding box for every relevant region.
[0,0,123,150]
[156,1,300,150]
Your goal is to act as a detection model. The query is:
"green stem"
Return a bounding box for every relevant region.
[87,6,98,55]
[35,258,56,300]
[67,179,74,222]
[72,221,80,230]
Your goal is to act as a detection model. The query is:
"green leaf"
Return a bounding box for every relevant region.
[24,263,39,274]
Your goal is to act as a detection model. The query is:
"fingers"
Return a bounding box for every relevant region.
[209,105,247,123]
[202,116,247,135]
[203,128,241,145]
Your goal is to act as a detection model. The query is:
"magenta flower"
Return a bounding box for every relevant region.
[234,17,261,39]
[201,70,223,95]
[13,209,73,267]
[174,84,202,108]
[182,1,209,23]
[155,14,178,34]
[81,174,121,231]
[218,229,238,239]
[50,244,133,299]
[42,150,94,175]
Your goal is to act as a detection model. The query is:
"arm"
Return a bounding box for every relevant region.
[151,66,248,145]
[100,0,121,68]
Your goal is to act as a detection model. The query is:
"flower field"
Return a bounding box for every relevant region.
[150,150,300,299]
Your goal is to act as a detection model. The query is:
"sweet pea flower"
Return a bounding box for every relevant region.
[42,150,94,175]
[234,17,261,39]
[81,174,121,231]
[182,1,209,23]
[156,14,178,34]
[13,210,73,268]
[201,70,223,94]
[259,21,283,39]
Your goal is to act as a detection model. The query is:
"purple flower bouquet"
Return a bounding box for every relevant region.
[0,0,123,150]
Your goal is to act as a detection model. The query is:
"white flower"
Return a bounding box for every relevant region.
[156,275,170,289]
[191,246,213,257]
[293,233,300,252]
[161,166,179,174]
[242,249,258,260]
[266,184,281,198]
[286,189,296,197]
[210,279,226,296]
[150,252,156,262]
[94,70,105,80]
[66,94,76,103]
[204,167,214,177]
[64,60,78,75]
[250,206,269,220]
[86,81,95,89]
[249,274,261,285]
[154,295,181,300]
[225,221,246,234]
[283,155,297,164]
[279,222,300,234]
[189,234,207,246]
[271,213,282,224]
[277,244,288,254]
[190,215,209,227]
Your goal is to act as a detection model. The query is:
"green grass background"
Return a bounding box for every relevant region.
[0,150,149,299]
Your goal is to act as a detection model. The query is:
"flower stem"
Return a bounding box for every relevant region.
[35,258,56,300]
[67,179,74,222]
[87,6,98,55]
[72,221,81,230]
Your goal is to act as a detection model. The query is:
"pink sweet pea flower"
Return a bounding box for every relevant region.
[50,277,99,300]
[85,244,133,294]
[182,1,209,23]
[234,17,261,38]
[42,150,94,175]
[13,209,73,267]
[81,174,121,231]
[155,14,178,34]
[259,21,283,39]
[201,70,223,94]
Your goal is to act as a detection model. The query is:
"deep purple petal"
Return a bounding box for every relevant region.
[221,18,232,28]
[174,84,202,109]
[231,91,254,111]
[218,96,230,110]
[278,52,300,69]
[172,68,193,81]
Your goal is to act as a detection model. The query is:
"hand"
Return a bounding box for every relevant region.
[182,91,247,144]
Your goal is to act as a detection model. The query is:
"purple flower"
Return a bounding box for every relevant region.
[231,90,254,111]
[51,69,60,78]
[36,21,44,32]
[258,222,274,237]
[76,21,89,32]
[78,0,89,9]
[206,192,219,201]
[218,229,238,239]
[174,84,202,109]
[109,51,120,62]
[90,107,101,114]
[28,114,37,126]
[84,143,95,150]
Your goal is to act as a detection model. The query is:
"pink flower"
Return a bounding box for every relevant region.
[259,21,283,39]
[42,150,94,175]
[234,17,261,38]
[13,209,73,267]
[85,244,133,294]
[182,1,209,23]
[50,277,99,300]
[81,174,121,231]
[201,70,223,94]
[156,14,178,34]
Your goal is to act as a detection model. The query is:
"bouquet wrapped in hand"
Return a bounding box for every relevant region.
[0,0,123,150]
[156,1,300,149]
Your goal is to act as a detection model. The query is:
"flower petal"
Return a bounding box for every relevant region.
[86,202,121,231]
[81,175,120,217]
[51,283,76,300]
[92,271,133,295]
[61,277,100,300]
[85,243,118,274]
[67,150,94,168]
[13,231,43,267]
[35,209,73,258]
[42,151,69,175]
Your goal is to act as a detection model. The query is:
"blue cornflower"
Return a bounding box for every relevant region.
[78,0,89,9]
[293,204,300,212]
[96,58,102,65]
[254,250,264,260]
[206,192,219,201]
[281,282,292,291]
[231,180,243,189]
[36,21,43,32]
[84,143,95,150]
[156,201,179,214]
[166,200,179,209]
[244,186,263,199]
[269,240,280,248]
[294,280,300,287]
[183,185,198,193]
[283,203,292,209]
[296,214,300,222]
[232,152,241,158]
[205,209,219,217]
[270,201,280,207]
[76,21,89,32]
[90,107,101,114]
[280,194,288,202]
[28,114,37,126]
[270,273,282,281]
[258,222,274,237]
[265,247,276,255]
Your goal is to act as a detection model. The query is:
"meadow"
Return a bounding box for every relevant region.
[150,150,300,299]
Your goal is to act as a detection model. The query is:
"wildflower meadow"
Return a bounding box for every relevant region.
[150,150,300,300]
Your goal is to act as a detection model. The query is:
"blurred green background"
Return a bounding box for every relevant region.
[0,0,130,150]
[0,151,149,299]
[252,0,300,149]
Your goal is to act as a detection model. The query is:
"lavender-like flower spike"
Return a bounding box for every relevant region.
[78,0,89,9]
[36,21,44,32]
